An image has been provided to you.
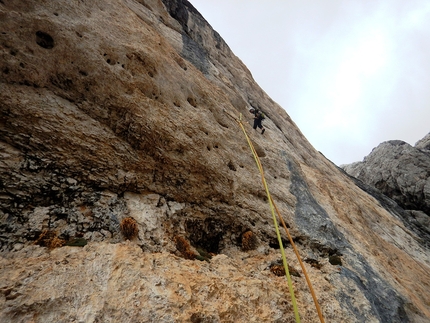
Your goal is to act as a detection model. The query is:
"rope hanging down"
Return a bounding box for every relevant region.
[232,111,300,322]
[223,109,325,323]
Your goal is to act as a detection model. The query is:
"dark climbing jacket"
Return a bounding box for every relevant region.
[254,109,265,120]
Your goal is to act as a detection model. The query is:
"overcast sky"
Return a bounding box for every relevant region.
[190,0,430,165]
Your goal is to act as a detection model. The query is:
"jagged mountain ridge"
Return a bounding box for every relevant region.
[342,134,430,248]
[0,1,429,322]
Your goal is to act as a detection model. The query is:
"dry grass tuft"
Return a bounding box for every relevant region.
[241,230,258,251]
[120,217,139,240]
[34,229,65,249]
[270,264,285,277]
[174,236,196,260]
[270,264,301,277]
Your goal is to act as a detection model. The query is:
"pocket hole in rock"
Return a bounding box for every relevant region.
[36,31,54,49]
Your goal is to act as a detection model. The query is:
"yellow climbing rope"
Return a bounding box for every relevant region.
[236,112,300,323]
[224,109,325,323]
[270,196,326,323]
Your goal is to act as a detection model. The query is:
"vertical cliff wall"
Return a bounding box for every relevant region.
[1,1,429,322]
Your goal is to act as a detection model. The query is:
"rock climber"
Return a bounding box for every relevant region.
[249,107,265,134]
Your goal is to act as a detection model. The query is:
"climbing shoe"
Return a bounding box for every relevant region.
[261,128,265,134]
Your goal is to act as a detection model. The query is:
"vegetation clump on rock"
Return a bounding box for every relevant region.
[34,230,65,250]
[120,217,139,241]
[241,230,258,251]
[174,236,196,260]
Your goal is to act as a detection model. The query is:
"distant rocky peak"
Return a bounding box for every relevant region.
[415,132,430,151]
[342,132,430,244]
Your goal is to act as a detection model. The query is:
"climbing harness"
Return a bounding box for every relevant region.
[223,108,325,323]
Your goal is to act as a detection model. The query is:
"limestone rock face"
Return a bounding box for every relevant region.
[1,1,429,322]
